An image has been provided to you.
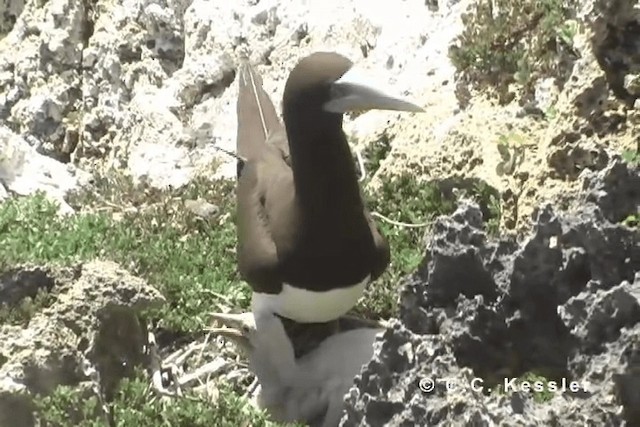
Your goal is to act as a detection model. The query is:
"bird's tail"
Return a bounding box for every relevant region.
[236,60,281,176]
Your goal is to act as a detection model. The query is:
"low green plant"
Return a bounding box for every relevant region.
[471,181,502,236]
[110,377,282,426]
[359,174,501,318]
[34,385,103,427]
[361,134,392,176]
[0,171,502,325]
[496,132,527,176]
[621,149,640,166]
[449,0,577,104]
[556,19,578,47]
[34,373,289,427]
[622,213,639,228]
[493,371,556,403]
[497,132,526,147]
[0,176,247,333]
[545,105,558,120]
[359,174,456,317]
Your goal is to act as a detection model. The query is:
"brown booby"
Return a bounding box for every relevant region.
[209,311,385,426]
[235,52,423,325]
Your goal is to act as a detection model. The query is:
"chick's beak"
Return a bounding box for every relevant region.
[208,312,254,351]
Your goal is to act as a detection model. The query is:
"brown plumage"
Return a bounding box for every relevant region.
[235,52,422,325]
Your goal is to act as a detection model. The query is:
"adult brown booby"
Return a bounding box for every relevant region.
[236,52,423,325]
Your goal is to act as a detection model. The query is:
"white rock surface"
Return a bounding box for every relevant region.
[1,0,471,188]
[0,126,91,212]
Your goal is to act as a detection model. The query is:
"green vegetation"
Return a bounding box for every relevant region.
[493,371,556,403]
[360,173,501,318]
[472,181,502,236]
[497,132,526,147]
[34,374,284,427]
[0,174,297,426]
[622,213,639,228]
[35,384,103,427]
[545,105,558,120]
[619,149,639,228]
[0,170,501,325]
[361,134,392,177]
[361,174,455,317]
[449,0,577,104]
[0,176,247,332]
[496,132,527,176]
[621,149,640,167]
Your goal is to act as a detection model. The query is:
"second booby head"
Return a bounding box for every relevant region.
[235,52,423,325]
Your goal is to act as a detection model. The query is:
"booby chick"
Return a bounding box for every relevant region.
[235,52,422,348]
[209,312,385,427]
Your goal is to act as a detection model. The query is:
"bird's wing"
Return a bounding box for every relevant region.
[235,61,296,290]
[267,128,291,166]
[365,209,390,280]
[236,60,282,161]
[236,153,291,289]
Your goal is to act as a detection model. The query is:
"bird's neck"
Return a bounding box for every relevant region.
[284,108,364,225]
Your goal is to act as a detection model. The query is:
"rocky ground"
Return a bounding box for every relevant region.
[343,160,640,426]
[1,0,639,426]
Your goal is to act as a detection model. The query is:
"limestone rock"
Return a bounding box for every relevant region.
[0,126,91,212]
[1,0,464,188]
[0,261,165,427]
[342,160,640,425]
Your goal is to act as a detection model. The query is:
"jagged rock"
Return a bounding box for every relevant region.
[342,160,640,425]
[624,73,640,96]
[0,0,86,160]
[559,281,640,353]
[0,261,165,427]
[583,159,640,223]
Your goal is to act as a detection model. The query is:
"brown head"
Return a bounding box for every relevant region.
[282,51,424,122]
[280,52,424,213]
[282,52,354,118]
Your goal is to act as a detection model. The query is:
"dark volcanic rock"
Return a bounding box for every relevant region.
[342,160,640,426]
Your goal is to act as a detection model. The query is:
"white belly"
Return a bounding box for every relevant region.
[252,276,370,323]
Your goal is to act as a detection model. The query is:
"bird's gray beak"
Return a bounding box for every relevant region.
[323,65,424,114]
